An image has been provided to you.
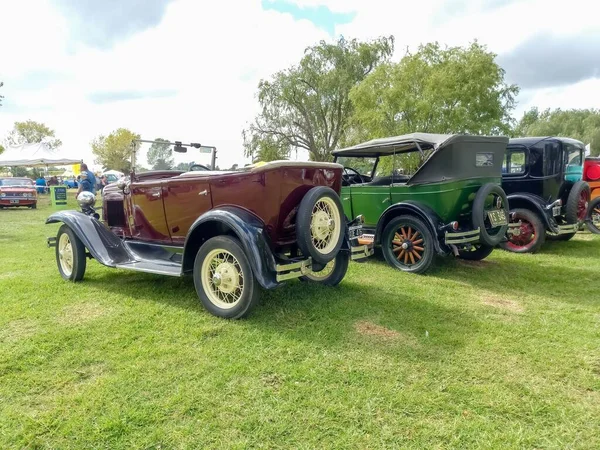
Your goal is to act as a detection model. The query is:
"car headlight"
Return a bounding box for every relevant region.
[77,191,96,208]
[0,192,5,197]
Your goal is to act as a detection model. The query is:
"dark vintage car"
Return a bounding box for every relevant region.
[501,137,589,253]
[46,140,371,319]
[0,177,37,209]
[332,133,514,273]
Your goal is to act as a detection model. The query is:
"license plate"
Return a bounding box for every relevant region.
[348,224,364,240]
[552,206,561,216]
[488,209,507,227]
[10,199,19,204]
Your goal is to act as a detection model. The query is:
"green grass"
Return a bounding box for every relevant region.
[1,195,599,449]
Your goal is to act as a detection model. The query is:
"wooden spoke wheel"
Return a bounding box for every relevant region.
[381,215,435,274]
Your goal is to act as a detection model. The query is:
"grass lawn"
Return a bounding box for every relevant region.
[1,194,599,449]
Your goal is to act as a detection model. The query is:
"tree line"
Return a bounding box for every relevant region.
[2,36,600,170]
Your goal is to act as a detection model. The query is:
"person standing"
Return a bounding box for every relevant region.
[77,171,93,195]
[80,163,96,194]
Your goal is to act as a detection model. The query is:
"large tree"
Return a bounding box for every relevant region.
[147,138,174,170]
[0,81,4,107]
[513,108,600,156]
[244,36,394,162]
[349,42,519,142]
[5,120,62,149]
[91,128,140,172]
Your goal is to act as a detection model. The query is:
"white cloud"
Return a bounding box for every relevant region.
[1,0,599,171]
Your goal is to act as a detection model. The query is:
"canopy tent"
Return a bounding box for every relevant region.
[0,143,82,167]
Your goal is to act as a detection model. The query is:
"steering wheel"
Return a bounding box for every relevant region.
[189,164,210,171]
[343,167,364,184]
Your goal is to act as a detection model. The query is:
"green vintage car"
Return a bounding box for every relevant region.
[332,133,513,273]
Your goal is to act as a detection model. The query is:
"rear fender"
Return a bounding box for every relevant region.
[375,201,445,253]
[506,193,554,230]
[46,210,131,266]
[183,206,278,289]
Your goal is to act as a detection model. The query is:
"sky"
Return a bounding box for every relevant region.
[0,0,599,170]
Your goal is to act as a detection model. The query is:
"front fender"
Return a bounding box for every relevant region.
[375,201,445,253]
[506,193,554,230]
[183,206,278,289]
[46,210,131,266]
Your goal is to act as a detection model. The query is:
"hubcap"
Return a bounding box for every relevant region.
[391,226,424,266]
[310,197,341,255]
[58,233,74,276]
[201,249,244,309]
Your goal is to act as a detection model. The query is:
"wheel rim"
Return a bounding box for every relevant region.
[58,233,74,277]
[310,197,341,255]
[391,225,426,267]
[506,216,536,250]
[592,202,600,227]
[577,190,589,221]
[201,249,244,309]
[303,259,336,281]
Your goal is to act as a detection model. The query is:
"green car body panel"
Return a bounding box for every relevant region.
[343,177,501,227]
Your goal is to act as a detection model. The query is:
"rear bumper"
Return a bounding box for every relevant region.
[351,243,374,260]
[444,228,480,245]
[554,223,579,235]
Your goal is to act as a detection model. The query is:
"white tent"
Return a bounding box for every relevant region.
[0,143,82,167]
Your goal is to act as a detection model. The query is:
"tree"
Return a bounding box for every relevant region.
[147,138,174,170]
[513,108,600,156]
[0,81,3,107]
[5,120,62,149]
[0,143,4,155]
[242,131,290,162]
[349,42,519,143]
[91,128,140,172]
[244,36,394,162]
[175,161,194,171]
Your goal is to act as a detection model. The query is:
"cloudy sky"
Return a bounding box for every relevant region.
[1,0,598,169]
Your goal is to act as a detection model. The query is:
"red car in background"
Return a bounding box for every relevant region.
[0,177,37,209]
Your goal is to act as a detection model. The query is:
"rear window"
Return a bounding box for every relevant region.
[503,150,526,175]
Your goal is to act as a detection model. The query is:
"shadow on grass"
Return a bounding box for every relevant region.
[537,237,600,258]
[83,267,478,359]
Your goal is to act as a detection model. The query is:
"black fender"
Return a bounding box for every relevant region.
[506,193,555,231]
[183,206,279,289]
[375,201,445,254]
[46,210,132,266]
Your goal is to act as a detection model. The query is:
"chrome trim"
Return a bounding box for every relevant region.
[554,223,579,235]
[444,228,480,245]
[351,244,374,260]
[507,222,522,236]
[275,257,313,282]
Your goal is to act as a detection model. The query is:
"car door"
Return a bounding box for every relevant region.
[129,180,171,243]
[350,155,394,228]
[163,176,213,245]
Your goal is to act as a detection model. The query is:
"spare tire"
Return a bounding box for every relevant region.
[565,180,590,224]
[472,183,509,247]
[296,186,345,265]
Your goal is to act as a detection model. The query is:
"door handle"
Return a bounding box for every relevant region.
[199,189,209,196]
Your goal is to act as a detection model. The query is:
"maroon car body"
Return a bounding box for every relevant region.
[0,177,37,209]
[47,156,371,319]
[102,162,342,247]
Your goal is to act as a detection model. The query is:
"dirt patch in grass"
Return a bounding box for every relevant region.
[480,292,523,313]
[355,320,418,346]
[0,318,38,343]
[57,302,111,326]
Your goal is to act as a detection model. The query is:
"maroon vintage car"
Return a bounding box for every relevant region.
[0,177,37,209]
[46,140,371,319]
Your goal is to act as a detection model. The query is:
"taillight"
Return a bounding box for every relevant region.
[584,158,600,181]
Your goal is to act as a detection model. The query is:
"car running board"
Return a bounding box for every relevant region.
[115,260,182,277]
